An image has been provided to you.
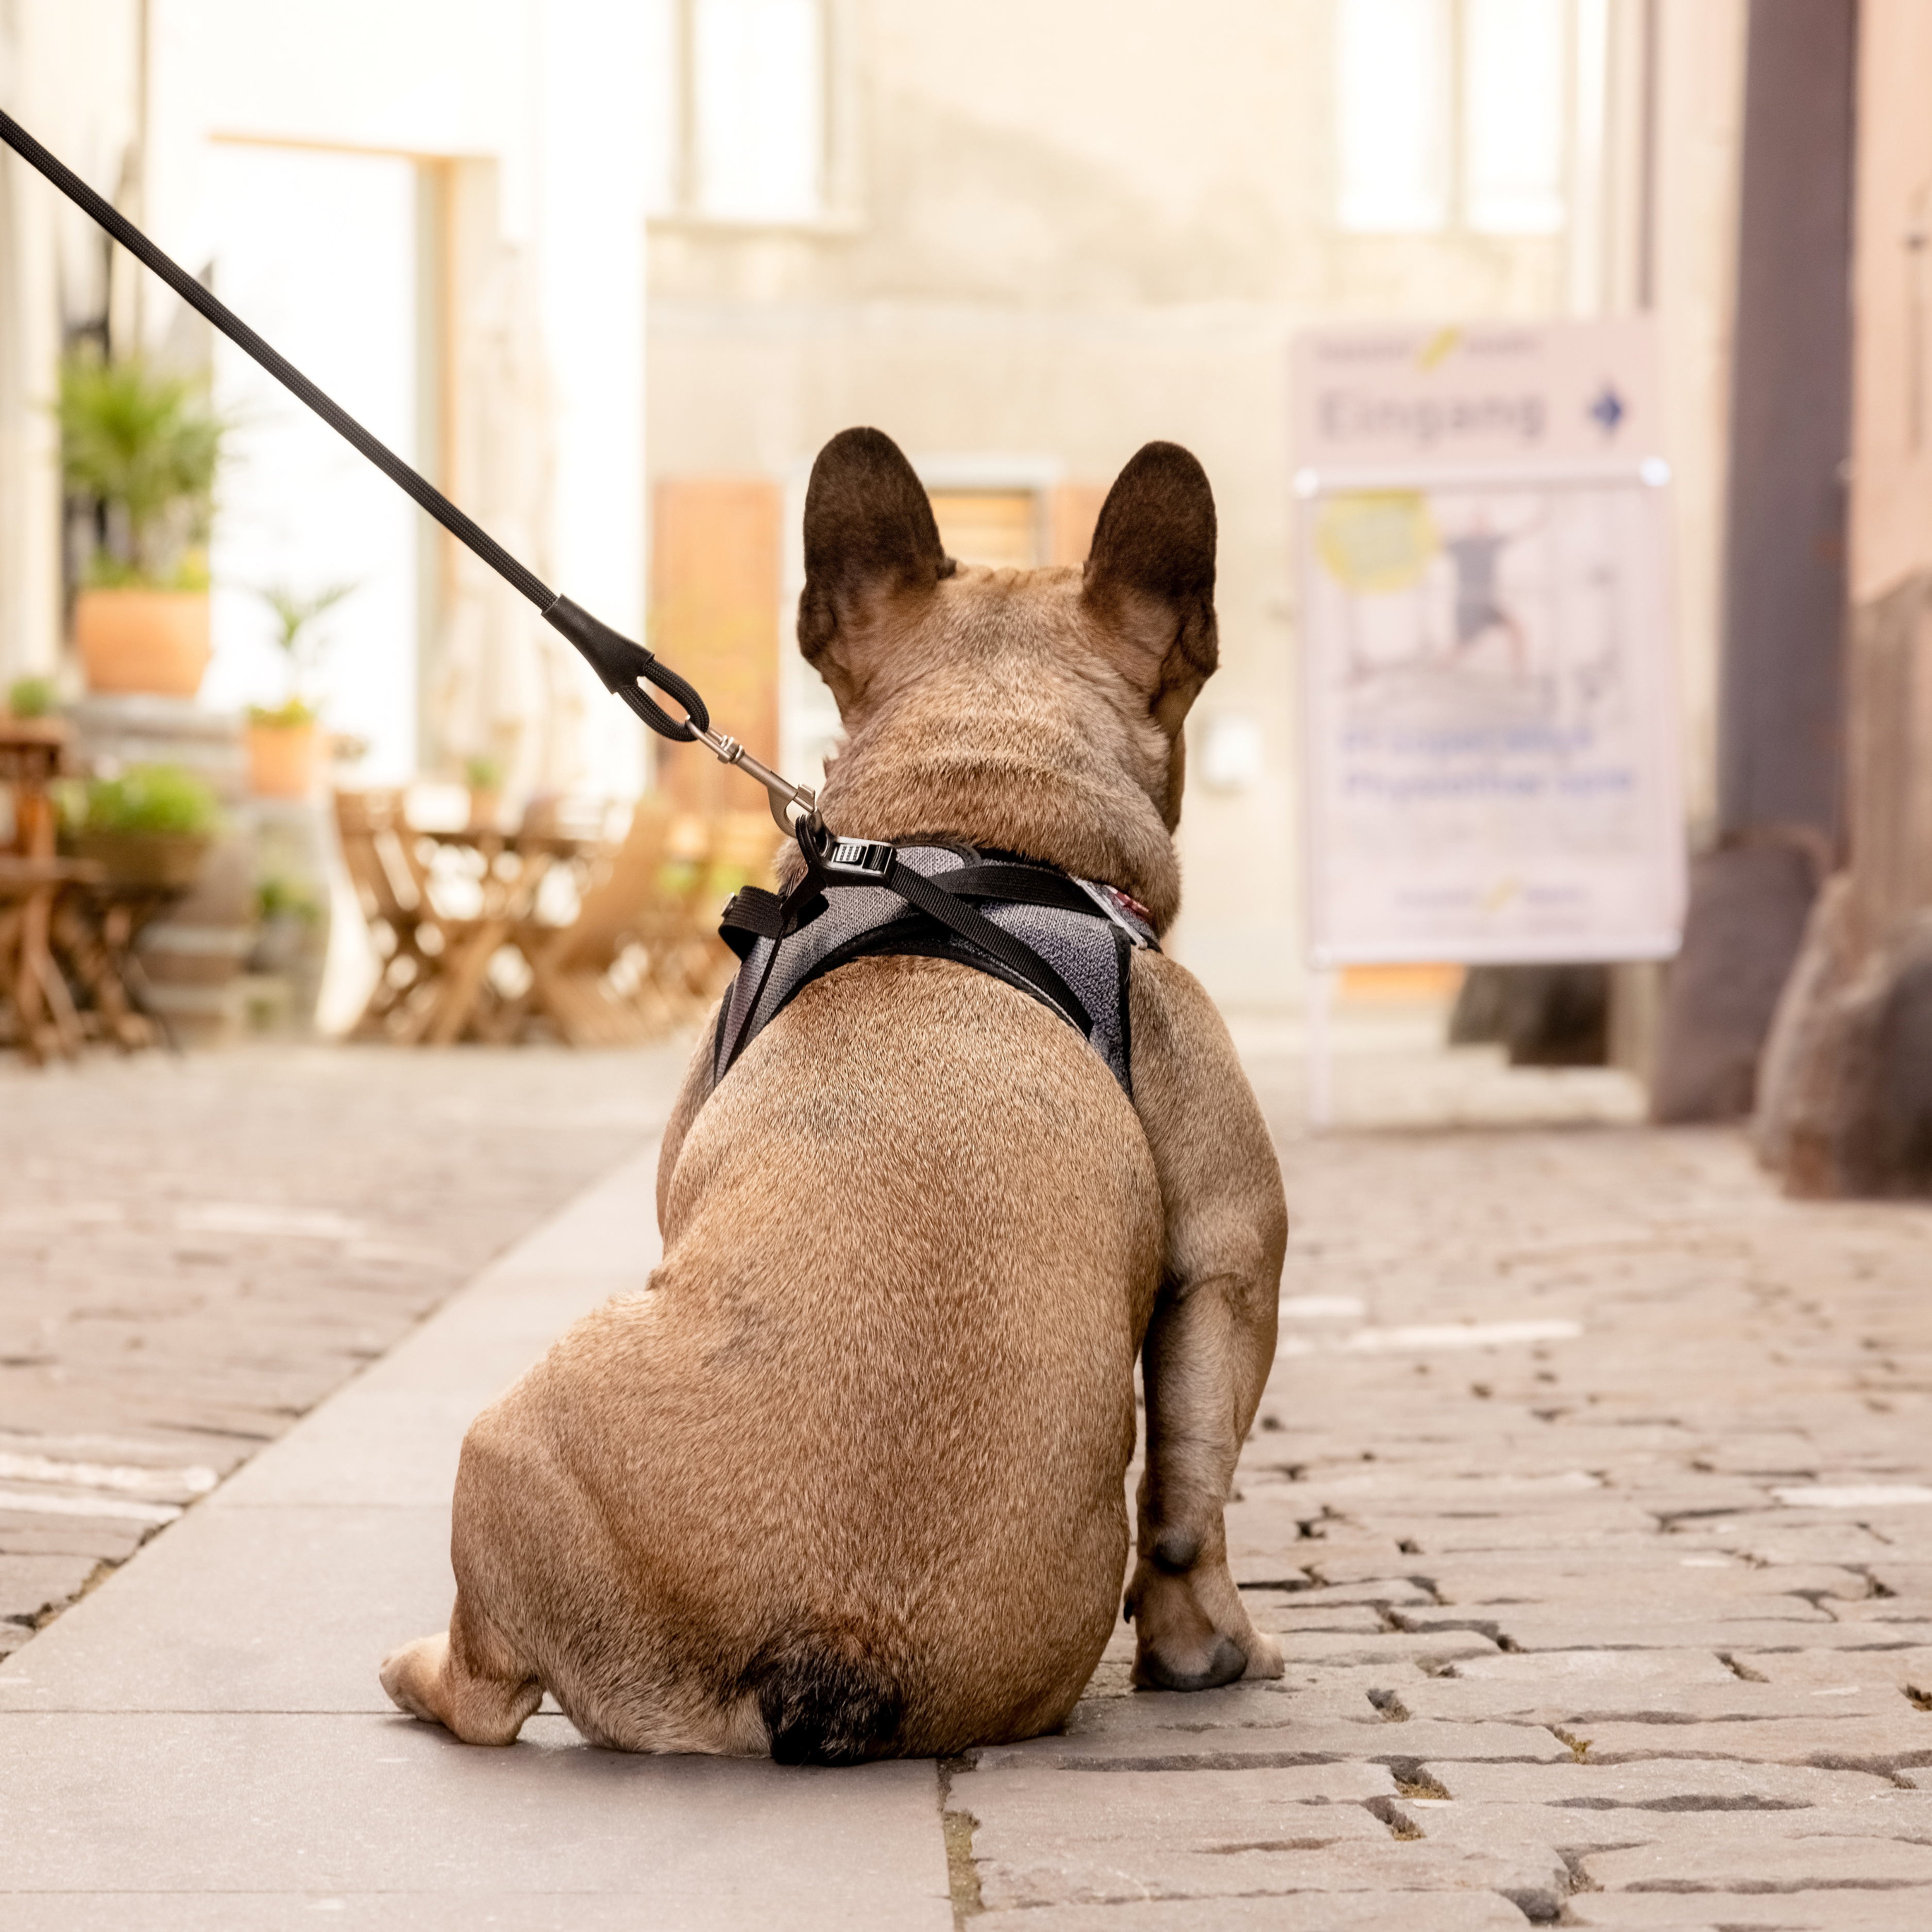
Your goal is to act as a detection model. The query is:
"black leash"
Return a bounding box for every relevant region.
[3,105,1136,1040]
[0,104,818,831]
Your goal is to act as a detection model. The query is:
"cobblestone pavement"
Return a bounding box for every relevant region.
[0,1043,685,1659]
[7,1030,1932,1927]
[947,1045,1932,1928]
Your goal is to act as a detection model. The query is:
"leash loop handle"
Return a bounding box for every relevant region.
[541,596,708,740]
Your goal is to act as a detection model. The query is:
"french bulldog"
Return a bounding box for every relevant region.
[381,427,1286,1759]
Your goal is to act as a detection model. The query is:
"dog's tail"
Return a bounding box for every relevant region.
[740,1626,906,1766]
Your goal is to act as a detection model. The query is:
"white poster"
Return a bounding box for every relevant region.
[1293,323,1685,966]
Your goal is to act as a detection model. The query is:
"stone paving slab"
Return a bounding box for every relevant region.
[1558,1715,1932,1774]
[969,1897,1533,1931]
[1394,1676,1912,1727]
[962,1763,1399,1910]
[1,1711,945,1925]
[0,1135,952,1931]
[976,1836,1570,1915]
[1385,1802,1932,1920]
[1742,1645,1932,1690]
[1580,1825,1932,1891]
[1396,1792,1932,1844]
[5,1900,850,1932]
[948,1104,1932,1926]
[0,1503,451,1712]
[1563,1892,1932,1928]
[1419,1757,1904,1807]
[977,1704,1572,1771]
[0,1047,687,1651]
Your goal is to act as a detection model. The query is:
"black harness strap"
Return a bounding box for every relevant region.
[871,858,1091,1033]
[719,885,789,958]
[939,864,1102,917]
[712,828,1165,1088]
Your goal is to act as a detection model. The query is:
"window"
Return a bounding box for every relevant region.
[1335,0,1571,236]
[1336,0,1451,232]
[928,492,1039,570]
[646,0,830,225]
[1462,0,1567,232]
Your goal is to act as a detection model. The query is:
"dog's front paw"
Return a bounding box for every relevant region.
[1126,1566,1249,1692]
[1127,1557,1283,1691]
[1134,1629,1247,1692]
[1241,1628,1285,1680]
[380,1631,451,1726]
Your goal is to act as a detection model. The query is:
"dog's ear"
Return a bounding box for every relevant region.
[798,428,953,712]
[1080,442,1218,740]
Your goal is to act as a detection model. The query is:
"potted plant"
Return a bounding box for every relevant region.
[62,761,220,888]
[6,674,58,720]
[464,752,506,828]
[245,581,356,799]
[57,352,227,698]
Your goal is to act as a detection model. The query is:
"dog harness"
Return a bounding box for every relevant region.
[714,828,1159,1096]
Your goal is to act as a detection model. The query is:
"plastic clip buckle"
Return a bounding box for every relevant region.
[818,836,896,882]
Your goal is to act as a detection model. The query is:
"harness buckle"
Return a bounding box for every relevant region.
[816,835,896,881]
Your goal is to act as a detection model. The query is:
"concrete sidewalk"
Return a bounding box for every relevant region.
[0,1140,953,1930]
[0,1045,692,1653]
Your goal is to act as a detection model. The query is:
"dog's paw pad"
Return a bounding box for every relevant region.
[1132,1634,1247,1693]
[1242,1631,1286,1681]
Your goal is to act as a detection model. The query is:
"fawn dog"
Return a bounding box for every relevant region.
[380,428,1286,1760]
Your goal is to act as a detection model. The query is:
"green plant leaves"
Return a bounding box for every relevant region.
[73,762,221,838]
[56,352,227,585]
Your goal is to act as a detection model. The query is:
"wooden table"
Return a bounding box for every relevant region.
[1,721,86,1061]
[401,824,602,1046]
[49,876,174,1052]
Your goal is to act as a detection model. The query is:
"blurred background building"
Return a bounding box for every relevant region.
[2,0,649,801]
[643,0,1747,1012]
[6,0,1931,1174]
[2,0,1749,1009]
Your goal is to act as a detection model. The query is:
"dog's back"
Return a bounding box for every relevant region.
[380,428,1285,1759]
[462,952,1159,1757]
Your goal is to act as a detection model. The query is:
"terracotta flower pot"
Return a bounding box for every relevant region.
[247,721,321,799]
[74,589,212,698]
[68,830,211,890]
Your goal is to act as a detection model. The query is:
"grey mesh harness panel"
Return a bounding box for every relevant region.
[713,843,1158,1097]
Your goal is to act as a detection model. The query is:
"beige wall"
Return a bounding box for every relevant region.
[1650,0,1747,843]
[650,0,1742,1004]
[1842,0,1932,947]
[0,0,143,687]
[1850,0,1932,605]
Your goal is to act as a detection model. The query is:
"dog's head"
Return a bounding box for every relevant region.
[796,427,1218,931]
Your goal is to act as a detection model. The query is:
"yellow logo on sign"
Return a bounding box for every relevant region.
[1314,492,1439,593]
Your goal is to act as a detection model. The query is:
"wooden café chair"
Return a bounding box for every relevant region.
[511,796,684,1047]
[332,788,447,1041]
[1,719,92,1062]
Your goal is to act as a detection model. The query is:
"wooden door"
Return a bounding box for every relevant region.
[651,479,782,814]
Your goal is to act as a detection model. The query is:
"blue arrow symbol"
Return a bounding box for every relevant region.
[1588,383,1626,438]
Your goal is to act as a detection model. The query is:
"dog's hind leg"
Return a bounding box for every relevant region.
[1126,956,1289,1690]
[379,1592,542,1745]
[1127,1281,1283,1687]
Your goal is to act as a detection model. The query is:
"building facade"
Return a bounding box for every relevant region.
[1,0,650,798]
[644,0,1749,1006]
